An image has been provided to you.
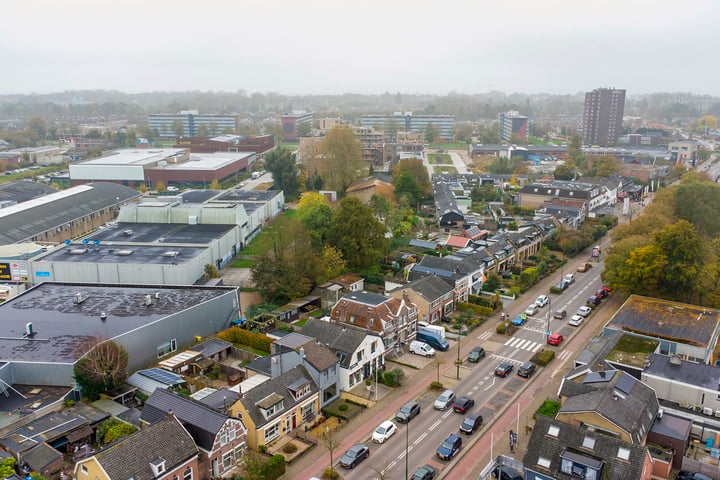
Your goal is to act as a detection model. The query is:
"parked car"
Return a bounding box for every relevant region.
[677,472,712,480]
[436,434,462,460]
[339,444,370,469]
[371,420,397,443]
[553,309,567,320]
[595,288,608,299]
[411,465,437,480]
[453,396,475,414]
[555,279,570,291]
[587,294,601,306]
[409,340,436,357]
[517,362,536,378]
[577,305,592,317]
[577,262,592,272]
[395,401,420,423]
[459,412,484,434]
[467,346,486,363]
[568,314,584,327]
[600,285,612,294]
[492,465,524,480]
[495,362,514,377]
[434,389,456,410]
[547,333,564,346]
[525,304,539,316]
[512,313,527,326]
[564,273,575,284]
[535,295,549,307]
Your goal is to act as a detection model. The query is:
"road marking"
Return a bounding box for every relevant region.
[442,410,452,418]
[429,420,442,431]
[558,350,573,360]
[384,460,397,472]
[532,343,543,352]
[397,447,413,459]
[477,331,493,341]
[415,432,428,444]
[471,385,478,392]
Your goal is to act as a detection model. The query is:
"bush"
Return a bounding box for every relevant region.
[496,322,511,334]
[530,349,555,366]
[266,455,286,479]
[549,286,563,294]
[323,468,340,480]
[458,302,493,317]
[430,381,444,390]
[258,445,268,454]
[381,367,405,386]
[97,418,137,444]
[338,404,349,411]
[282,443,298,454]
[217,327,272,354]
[344,398,367,408]
[537,399,561,418]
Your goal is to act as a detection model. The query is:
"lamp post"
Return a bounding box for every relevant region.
[405,420,409,480]
[545,297,551,342]
[456,321,462,380]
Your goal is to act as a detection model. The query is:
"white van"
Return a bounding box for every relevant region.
[419,324,446,339]
[409,341,436,357]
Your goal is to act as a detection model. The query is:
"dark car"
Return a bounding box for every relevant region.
[553,309,567,320]
[453,396,475,414]
[459,412,483,434]
[517,362,536,378]
[339,443,369,469]
[492,465,524,480]
[555,279,569,291]
[495,362,514,377]
[595,288,607,299]
[394,400,420,423]
[467,346,486,363]
[587,294,601,306]
[436,434,462,460]
[677,472,713,480]
[411,465,437,480]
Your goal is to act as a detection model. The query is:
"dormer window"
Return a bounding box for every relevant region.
[150,458,166,477]
[257,393,285,419]
[287,379,312,401]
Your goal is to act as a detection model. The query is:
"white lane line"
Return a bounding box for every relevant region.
[505,338,518,347]
[442,410,452,418]
[429,420,442,431]
[517,339,531,350]
[532,343,543,352]
[484,377,496,391]
[414,433,428,445]
[397,447,413,459]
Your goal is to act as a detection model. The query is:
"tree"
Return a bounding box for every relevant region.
[264,147,300,200]
[210,179,221,189]
[319,126,364,194]
[594,155,621,177]
[28,116,47,139]
[653,220,703,300]
[172,120,185,138]
[297,121,312,137]
[197,123,210,137]
[296,192,333,248]
[0,458,15,478]
[553,163,574,180]
[74,340,129,400]
[370,194,391,224]
[155,180,167,192]
[425,123,439,144]
[328,196,388,270]
[320,427,339,480]
[394,172,421,205]
[568,133,585,169]
[319,245,346,283]
[392,158,431,198]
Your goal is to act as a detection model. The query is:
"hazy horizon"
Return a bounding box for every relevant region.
[3,0,719,97]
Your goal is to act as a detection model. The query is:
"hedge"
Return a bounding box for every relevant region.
[457,302,493,317]
[530,349,555,366]
[217,327,272,354]
[265,455,286,480]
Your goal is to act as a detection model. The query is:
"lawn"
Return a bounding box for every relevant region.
[429,142,468,149]
[433,166,457,174]
[240,210,297,256]
[231,258,255,268]
[427,153,452,164]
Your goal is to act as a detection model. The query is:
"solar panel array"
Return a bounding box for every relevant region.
[140,368,184,385]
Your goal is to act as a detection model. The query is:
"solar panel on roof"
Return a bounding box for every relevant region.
[139,368,184,385]
[582,370,618,384]
[615,373,637,394]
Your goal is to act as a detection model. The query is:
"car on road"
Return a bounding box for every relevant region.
[553,309,567,320]
[512,313,527,326]
[339,443,369,469]
[600,285,612,294]
[555,279,570,291]
[517,362,537,378]
[568,314,584,327]
[492,465,524,480]
[434,389,456,410]
[577,305,592,317]
[436,434,462,460]
[453,396,475,414]
[595,288,608,299]
[409,340,436,357]
[677,472,712,480]
[411,465,437,480]
[371,420,397,443]
[395,401,420,423]
[525,304,539,316]
[467,346,486,363]
[564,273,575,284]
[587,294,601,306]
[535,294,549,307]
[547,333,564,346]
[577,262,592,272]
[459,412,483,434]
[495,362,514,377]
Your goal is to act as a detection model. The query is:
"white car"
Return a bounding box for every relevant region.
[525,304,539,316]
[372,420,398,443]
[577,305,592,317]
[564,273,575,284]
[568,315,584,327]
[409,341,435,357]
[535,295,549,307]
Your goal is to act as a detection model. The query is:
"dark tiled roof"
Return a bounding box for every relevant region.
[140,388,236,451]
[94,415,197,480]
[197,388,241,413]
[23,443,62,472]
[240,366,318,429]
[300,318,368,368]
[192,338,232,357]
[524,415,649,480]
[387,275,453,301]
[300,341,340,372]
[246,355,272,375]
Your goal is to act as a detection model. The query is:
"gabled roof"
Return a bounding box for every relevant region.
[524,415,649,480]
[300,318,370,368]
[445,235,471,248]
[92,415,197,480]
[299,340,340,372]
[239,366,318,429]
[330,292,416,335]
[387,275,453,302]
[140,388,241,451]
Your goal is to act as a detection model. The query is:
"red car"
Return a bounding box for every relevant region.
[547,333,564,346]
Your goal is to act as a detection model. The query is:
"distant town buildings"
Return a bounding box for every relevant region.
[582,88,626,146]
[361,112,455,141]
[281,111,314,141]
[498,110,528,143]
[149,111,239,138]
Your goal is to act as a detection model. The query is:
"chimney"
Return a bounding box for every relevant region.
[167,409,174,419]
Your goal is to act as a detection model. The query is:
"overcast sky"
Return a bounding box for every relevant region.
[2,0,718,97]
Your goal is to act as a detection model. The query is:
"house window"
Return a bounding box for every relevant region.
[234,444,246,459]
[229,427,236,442]
[220,431,228,446]
[222,451,234,469]
[357,351,363,362]
[371,341,377,353]
[80,465,88,475]
[537,457,551,468]
[265,422,280,442]
[582,436,596,450]
[302,402,314,419]
[617,447,631,461]
[183,467,193,480]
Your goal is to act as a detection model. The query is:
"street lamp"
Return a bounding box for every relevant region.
[545,297,551,342]
[456,321,462,380]
[405,419,409,480]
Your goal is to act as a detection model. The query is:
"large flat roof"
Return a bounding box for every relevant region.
[77,148,187,166]
[83,222,235,245]
[38,243,206,265]
[0,282,236,364]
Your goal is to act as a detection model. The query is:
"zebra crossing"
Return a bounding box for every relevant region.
[504,337,544,352]
[477,330,494,341]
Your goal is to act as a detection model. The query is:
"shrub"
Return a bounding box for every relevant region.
[430,381,444,390]
[97,418,137,444]
[537,399,561,418]
[344,398,367,408]
[381,368,405,386]
[530,349,555,366]
[323,468,340,480]
[282,443,298,454]
[258,445,268,454]
[338,403,349,411]
[365,378,372,386]
[266,455,286,479]
[217,327,272,353]
[549,286,563,295]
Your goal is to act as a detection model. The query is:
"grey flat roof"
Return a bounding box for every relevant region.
[0,282,236,364]
[650,412,692,441]
[180,190,223,203]
[37,244,206,265]
[214,189,281,202]
[82,222,235,245]
[644,353,720,390]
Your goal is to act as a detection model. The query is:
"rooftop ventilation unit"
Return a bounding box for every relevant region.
[162,251,180,258]
[116,249,134,256]
[144,295,152,306]
[100,312,107,321]
[68,248,88,255]
[122,229,134,236]
[75,292,86,304]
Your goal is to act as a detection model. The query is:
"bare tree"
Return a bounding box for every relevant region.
[73,338,128,400]
[320,426,339,477]
[370,458,396,480]
[431,356,444,383]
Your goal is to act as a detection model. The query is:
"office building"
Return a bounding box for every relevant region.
[281,111,314,141]
[582,88,626,146]
[149,111,239,138]
[498,111,529,143]
[362,112,455,141]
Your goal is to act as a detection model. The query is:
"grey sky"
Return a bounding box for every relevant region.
[2,0,718,96]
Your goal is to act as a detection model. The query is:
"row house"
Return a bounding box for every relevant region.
[301,318,386,391]
[329,291,418,351]
[388,274,455,325]
[408,250,487,304]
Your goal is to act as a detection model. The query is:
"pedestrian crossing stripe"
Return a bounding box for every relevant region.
[477,331,493,341]
[490,354,524,365]
[504,337,543,352]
